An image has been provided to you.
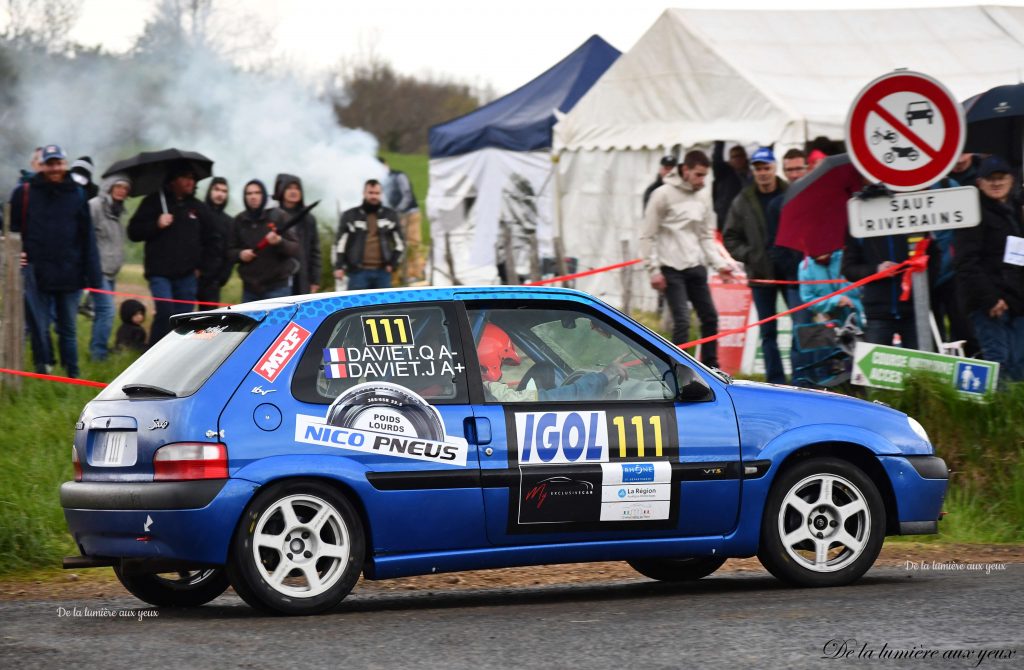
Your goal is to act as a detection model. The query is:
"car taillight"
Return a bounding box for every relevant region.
[73,446,82,481]
[153,443,228,481]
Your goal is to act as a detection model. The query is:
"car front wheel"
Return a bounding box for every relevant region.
[758,457,884,587]
[227,480,365,615]
[113,565,229,607]
[627,556,727,582]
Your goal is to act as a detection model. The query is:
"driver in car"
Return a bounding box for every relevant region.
[477,324,627,402]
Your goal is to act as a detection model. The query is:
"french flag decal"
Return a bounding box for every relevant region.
[323,348,347,363]
[325,363,348,379]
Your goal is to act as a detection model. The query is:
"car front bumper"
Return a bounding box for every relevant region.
[880,455,948,535]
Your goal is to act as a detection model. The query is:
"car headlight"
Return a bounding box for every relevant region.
[907,416,931,444]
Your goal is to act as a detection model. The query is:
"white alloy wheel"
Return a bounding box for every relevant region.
[251,493,351,598]
[758,457,885,587]
[777,473,870,573]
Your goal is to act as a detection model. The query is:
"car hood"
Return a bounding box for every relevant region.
[725,380,933,458]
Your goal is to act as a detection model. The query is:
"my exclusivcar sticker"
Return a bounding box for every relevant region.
[295,382,470,466]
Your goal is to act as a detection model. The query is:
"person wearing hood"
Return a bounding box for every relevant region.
[334,179,404,290]
[228,179,301,302]
[87,172,132,360]
[10,144,101,378]
[128,162,221,343]
[70,156,99,200]
[199,177,234,307]
[641,150,734,368]
[270,174,321,295]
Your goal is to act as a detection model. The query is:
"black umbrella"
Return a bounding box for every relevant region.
[102,148,214,203]
[963,83,1024,164]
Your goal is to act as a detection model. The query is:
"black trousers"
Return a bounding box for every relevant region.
[663,265,719,368]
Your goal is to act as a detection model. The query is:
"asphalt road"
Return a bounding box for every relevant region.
[1,565,1021,670]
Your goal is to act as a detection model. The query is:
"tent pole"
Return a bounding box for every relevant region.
[552,151,569,278]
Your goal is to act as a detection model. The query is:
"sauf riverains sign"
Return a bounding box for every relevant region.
[847,187,980,238]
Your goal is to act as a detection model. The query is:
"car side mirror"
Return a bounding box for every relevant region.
[672,363,714,403]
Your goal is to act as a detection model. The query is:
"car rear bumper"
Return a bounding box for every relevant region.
[62,477,258,565]
[60,479,228,510]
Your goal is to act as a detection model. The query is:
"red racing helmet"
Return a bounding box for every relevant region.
[477,323,520,382]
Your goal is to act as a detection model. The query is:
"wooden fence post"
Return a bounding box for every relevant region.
[1,201,24,390]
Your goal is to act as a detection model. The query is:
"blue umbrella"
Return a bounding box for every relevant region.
[963,83,1024,164]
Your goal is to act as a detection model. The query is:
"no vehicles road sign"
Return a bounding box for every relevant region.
[846,71,965,192]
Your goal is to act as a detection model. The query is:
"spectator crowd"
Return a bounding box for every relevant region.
[9,149,418,377]
[642,141,1023,388]
[6,138,1023,390]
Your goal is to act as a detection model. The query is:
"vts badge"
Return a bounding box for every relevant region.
[254,322,311,383]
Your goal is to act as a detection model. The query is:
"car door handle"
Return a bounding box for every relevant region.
[463,417,491,445]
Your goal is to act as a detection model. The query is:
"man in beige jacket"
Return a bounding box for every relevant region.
[641,149,733,367]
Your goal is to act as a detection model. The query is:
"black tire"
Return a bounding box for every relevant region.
[113,565,229,607]
[627,556,727,582]
[227,479,364,615]
[757,457,884,587]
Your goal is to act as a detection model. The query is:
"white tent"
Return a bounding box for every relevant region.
[553,6,1024,310]
[426,36,620,285]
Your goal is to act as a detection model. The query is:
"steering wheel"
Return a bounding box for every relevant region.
[517,362,557,392]
[559,369,591,387]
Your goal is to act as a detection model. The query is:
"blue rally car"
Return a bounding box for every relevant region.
[61,287,947,615]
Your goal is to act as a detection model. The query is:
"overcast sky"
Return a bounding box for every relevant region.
[63,0,1024,95]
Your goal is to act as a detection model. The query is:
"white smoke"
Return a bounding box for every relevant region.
[2,42,384,225]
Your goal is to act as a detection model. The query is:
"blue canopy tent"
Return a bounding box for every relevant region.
[426,35,620,285]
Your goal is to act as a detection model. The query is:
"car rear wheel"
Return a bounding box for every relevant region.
[227,479,364,615]
[758,457,884,587]
[113,565,229,607]
[626,556,727,582]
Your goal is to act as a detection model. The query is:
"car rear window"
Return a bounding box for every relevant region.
[96,314,256,400]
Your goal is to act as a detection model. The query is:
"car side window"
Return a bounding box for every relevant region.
[292,304,469,405]
[466,304,674,403]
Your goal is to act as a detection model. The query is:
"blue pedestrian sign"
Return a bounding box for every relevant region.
[954,362,989,394]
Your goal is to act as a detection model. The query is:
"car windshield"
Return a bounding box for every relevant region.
[96,313,256,400]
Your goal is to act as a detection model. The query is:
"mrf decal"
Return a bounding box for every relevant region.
[254,322,311,383]
[509,407,678,532]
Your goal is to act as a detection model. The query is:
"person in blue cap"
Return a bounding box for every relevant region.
[9,144,101,378]
[723,146,794,384]
[954,155,1024,384]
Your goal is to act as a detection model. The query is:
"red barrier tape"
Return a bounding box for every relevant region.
[678,258,923,350]
[524,259,643,286]
[748,278,849,285]
[84,287,232,308]
[0,367,108,388]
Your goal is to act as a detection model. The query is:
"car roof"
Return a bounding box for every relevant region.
[201,285,599,318]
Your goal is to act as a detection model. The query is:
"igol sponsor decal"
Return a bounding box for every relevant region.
[295,382,468,466]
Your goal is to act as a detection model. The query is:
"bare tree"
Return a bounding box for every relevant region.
[1,0,81,50]
[329,52,481,154]
[133,0,272,62]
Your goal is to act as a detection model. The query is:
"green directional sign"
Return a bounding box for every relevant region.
[852,342,999,398]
